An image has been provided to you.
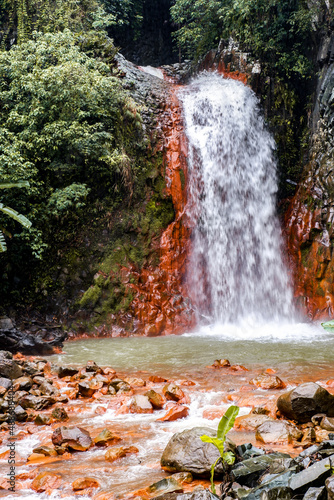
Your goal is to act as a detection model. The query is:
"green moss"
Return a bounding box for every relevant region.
[316,284,326,297]
[301,244,311,267]
[179,169,186,191]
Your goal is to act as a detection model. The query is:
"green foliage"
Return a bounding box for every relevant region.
[200,405,239,494]
[0,181,31,252]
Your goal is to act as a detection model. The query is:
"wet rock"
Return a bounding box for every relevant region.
[33,446,58,457]
[235,414,273,430]
[85,360,101,373]
[277,383,334,423]
[145,389,165,409]
[14,405,27,422]
[51,407,69,422]
[256,421,293,444]
[0,378,11,396]
[211,359,231,368]
[110,379,131,393]
[72,477,100,490]
[326,476,334,500]
[124,377,146,387]
[20,395,55,410]
[321,417,334,431]
[94,429,121,446]
[161,427,235,477]
[0,351,22,379]
[129,394,153,413]
[0,328,67,355]
[303,487,326,500]
[236,443,265,460]
[12,376,33,391]
[0,317,14,330]
[52,426,92,451]
[39,380,59,397]
[157,405,189,422]
[230,453,293,488]
[301,427,316,443]
[31,472,62,492]
[151,490,218,500]
[22,361,41,377]
[289,454,334,492]
[250,373,286,390]
[107,385,116,395]
[251,407,270,415]
[57,366,79,378]
[78,379,103,397]
[105,445,139,462]
[315,428,332,442]
[34,414,52,425]
[148,477,184,494]
[149,375,168,383]
[163,383,185,402]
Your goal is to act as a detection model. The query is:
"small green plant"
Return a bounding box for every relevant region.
[200,405,239,495]
[0,182,32,252]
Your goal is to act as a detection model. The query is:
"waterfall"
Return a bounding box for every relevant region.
[180,73,294,324]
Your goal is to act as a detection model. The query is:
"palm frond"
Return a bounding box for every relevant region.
[0,232,7,252]
[0,204,32,229]
[0,181,30,189]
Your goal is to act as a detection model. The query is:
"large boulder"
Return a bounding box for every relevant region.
[161,427,235,477]
[255,421,293,444]
[277,383,334,423]
[0,351,22,379]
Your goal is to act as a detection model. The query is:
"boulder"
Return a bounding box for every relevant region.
[161,427,235,477]
[149,375,167,383]
[14,405,28,422]
[326,476,334,500]
[145,389,165,409]
[51,407,69,422]
[277,383,334,423]
[250,373,286,390]
[235,414,273,430]
[33,446,58,457]
[288,454,334,492]
[72,477,100,490]
[230,453,293,488]
[157,405,189,422]
[78,379,103,397]
[94,429,121,446]
[0,351,22,379]
[163,384,185,402]
[57,366,79,378]
[13,376,33,391]
[105,445,139,462]
[129,395,153,414]
[255,421,293,444]
[321,417,334,431]
[31,472,62,492]
[20,395,55,410]
[52,426,92,451]
[148,477,184,495]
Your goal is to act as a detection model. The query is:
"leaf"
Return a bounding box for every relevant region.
[0,232,7,252]
[0,181,30,189]
[217,405,239,441]
[223,451,236,465]
[210,457,220,495]
[0,205,32,229]
[200,435,225,456]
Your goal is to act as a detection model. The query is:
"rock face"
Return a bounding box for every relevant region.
[0,322,67,355]
[161,427,234,477]
[277,383,334,423]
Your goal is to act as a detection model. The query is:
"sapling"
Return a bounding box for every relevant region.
[200,405,239,495]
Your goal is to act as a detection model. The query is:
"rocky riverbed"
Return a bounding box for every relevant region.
[0,349,334,498]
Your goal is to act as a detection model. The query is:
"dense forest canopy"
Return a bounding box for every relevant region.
[0,0,328,316]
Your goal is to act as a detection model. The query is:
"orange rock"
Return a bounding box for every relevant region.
[179,380,196,386]
[265,368,277,375]
[95,406,107,415]
[94,429,121,447]
[250,373,286,390]
[149,375,167,383]
[163,383,185,402]
[145,389,165,409]
[202,408,225,420]
[326,379,334,387]
[31,472,62,492]
[156,405,189,422]
[0,478,9,490]
[72,477,100,491]
[105,446,139,463]
[230,365,248,371]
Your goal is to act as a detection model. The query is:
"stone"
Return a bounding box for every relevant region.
[326,476,334,500]
[156,405,189,422]
[149,375,167,383]
[321,417,334,431]
[78,379,103,397]
[31,472,62,492]
[20,395,55,410]
[230,453,293,488]
[58,366,79,378]
[33,446,58,457]
[51,407,69,422]
[0,377,11,391]
[0,317,14,330]
[211,359,230,368]
[39,380,59,397]
[301,427,316,443]
[110,379,131,393]
[303,487,326,500]
[161,427,235,477]
[148,477,184,494]
[277,383,334,423]
[236,443,265,461]
[129,394,153,413]
[108,385,116,395]
[288,454,334,491]
[235,414,273,430]
[85,360,101,372]
[163,383,185,402]
[250,373,286,390]
[124,377,146,386]
[94,429,121,447]
[52,426,92,451]
[34,414,52,425]
[0,351,22,379]
[255,421,293,444]
[145,389,165,409]
[105,445,139,462]
[72,477,100,490]
[12,376,33,391]
[251,407,270,415]
[14,405,28,422]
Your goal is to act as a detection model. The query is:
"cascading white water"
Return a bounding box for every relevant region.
[180,73,294,323]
